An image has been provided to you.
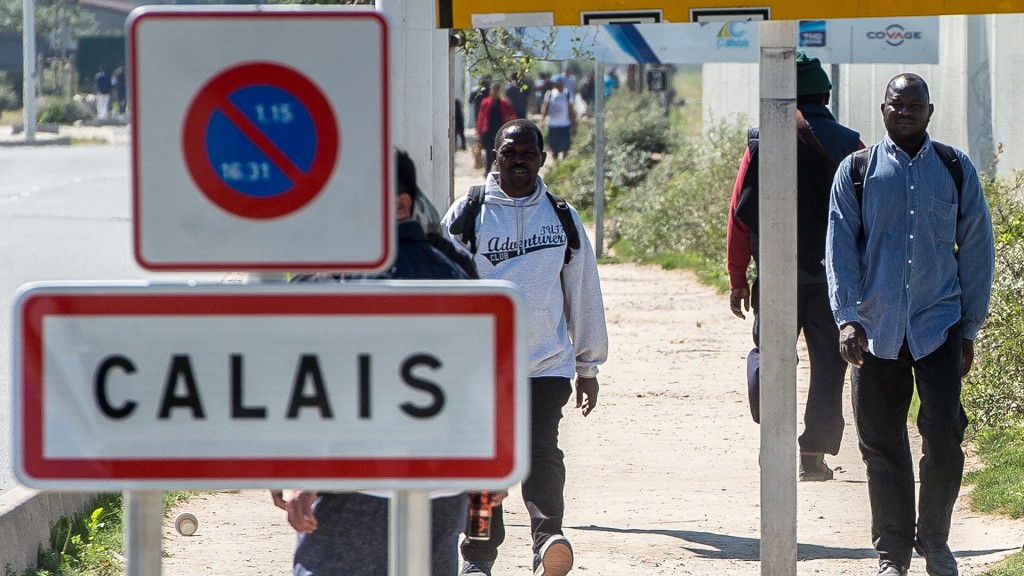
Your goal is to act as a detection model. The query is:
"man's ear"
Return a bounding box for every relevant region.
[540,150,548,167]
[396,192,413,220]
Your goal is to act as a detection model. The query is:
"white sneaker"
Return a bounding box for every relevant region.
[534,535,573,576]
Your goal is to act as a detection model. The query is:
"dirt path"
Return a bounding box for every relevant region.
[160,148,1024,576]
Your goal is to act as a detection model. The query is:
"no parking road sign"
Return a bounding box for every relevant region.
[182,61,340,220]
[129,7,391,272]
[12,281,528,490]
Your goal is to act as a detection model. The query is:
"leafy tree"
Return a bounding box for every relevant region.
[0,0,99,49]
[455,27,595,87]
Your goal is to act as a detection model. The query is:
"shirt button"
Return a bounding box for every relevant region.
[910,235,914,239]
[910,210,915,215]
[910,185,915,190]
[908,259,913,264]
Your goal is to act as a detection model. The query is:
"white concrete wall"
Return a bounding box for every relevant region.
[992,14,1024,174]
[703,14,1024,176]
[0,487,96,573]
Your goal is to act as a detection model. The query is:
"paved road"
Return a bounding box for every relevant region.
[0,142,215,490]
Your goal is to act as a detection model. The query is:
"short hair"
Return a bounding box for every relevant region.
[395,149,418,202]
[496,119,544,152]
[886,73,930,102]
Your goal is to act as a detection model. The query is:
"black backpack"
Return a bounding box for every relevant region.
[448,184,581,264]
[733,111,841,276]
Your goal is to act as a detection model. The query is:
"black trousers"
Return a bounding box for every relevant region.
[851,324,968,568]
[461,377,573,562]
[747,281,848,455]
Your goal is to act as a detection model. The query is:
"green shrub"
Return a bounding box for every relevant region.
[31,493,123,576]
[36,97,92,124]
[546,93,671,217]
[613,115,747,288]
[0,72,20,112]
[963,170,1024,431]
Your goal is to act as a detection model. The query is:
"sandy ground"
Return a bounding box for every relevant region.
[157,145,1024,575]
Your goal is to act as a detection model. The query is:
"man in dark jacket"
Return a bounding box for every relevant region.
[725,51,863,481]
[279,150,472,576]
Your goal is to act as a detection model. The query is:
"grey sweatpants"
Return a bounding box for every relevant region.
[294,492,468,575]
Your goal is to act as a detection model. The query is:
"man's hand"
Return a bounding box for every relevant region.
[270,490,286,510]
[962,338,975,377]
[575,376,599,417]
[839,322,868,367]
[730,286,751,319]
[285,490,319,533]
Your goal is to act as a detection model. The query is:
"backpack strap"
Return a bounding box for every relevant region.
[796,109,838,167]
[850,145,875,206]
[447,184,486,254]
[931,141,964,201]
[852,142,963,206]
[546,192,580,264]
[448,185,581,265]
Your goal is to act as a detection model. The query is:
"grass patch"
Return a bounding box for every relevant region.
[964,426,1024,518]
[5,491,201,576]
[981,550,1024,576]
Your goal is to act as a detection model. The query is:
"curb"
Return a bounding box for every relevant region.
[0,487,97,573]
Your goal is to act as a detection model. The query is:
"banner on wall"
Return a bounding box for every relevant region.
[519,17,938,64]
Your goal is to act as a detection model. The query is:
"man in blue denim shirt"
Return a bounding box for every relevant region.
[825,73,994,576]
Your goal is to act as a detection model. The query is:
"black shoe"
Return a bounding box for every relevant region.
[877,560,908,576]
[533,535,574,576]
[915,537,959,576]
[460,560,493,575]
[799,452,834,482]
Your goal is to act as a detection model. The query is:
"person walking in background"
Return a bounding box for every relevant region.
[728,51,863,481]
[112,64,127,116]
[277,150,472,576]
[505,73,532,119]
[533,72,552,115]
[470,77,492,170]
[455,98,467,150]
[475,83,516,177]
[825,73,994,576]
[541,75,575,163]
[93,65,113,121]
[443,119,608,576]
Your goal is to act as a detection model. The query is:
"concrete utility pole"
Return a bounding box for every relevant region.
[378,0,454,213]
[22,0,37,141]
[757,20,798,576]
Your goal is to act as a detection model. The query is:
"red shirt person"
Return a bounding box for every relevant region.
[476,83,517,176]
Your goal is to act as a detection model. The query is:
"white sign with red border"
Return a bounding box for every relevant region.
[12,281,527,491]
[129,7,392,272]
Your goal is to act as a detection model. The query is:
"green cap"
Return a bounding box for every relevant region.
[796,50,832,96]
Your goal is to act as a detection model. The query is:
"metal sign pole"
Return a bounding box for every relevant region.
[125,491,163,575]
[389,490,432,576]
[593,59,607,258]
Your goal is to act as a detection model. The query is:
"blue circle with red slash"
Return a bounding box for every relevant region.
[182,61,340,220]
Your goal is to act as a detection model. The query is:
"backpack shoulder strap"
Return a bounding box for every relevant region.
[850,145,875,206]
[796,109,838,167]
[546,192,580,265]
[930,141,964,199]
[447,184,486,254]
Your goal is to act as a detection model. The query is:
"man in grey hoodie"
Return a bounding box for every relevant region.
[442,118,609,576]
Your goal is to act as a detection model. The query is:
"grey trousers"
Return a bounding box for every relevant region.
[294,492,468,575]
